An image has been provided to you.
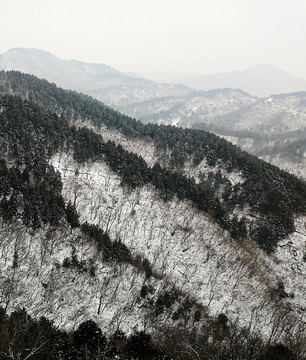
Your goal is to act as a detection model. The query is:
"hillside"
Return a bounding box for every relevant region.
[0,71,305,359]
[193,92,306,179]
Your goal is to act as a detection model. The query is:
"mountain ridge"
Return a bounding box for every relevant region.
[0,48,151,91]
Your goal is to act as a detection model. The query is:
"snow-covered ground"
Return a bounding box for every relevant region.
[43,150,305,339]
[115,89,256,127]
[0,118,304,343]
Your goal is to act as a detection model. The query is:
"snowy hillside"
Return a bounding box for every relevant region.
[2,140,303,339]
[0,71,305,358]
[49,150,306,339]
[211,93,306,134]
[118,88,256,128]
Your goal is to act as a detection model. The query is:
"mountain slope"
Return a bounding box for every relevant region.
[181,64,306,97]
[0,71,305,358]
[192,91,306,179]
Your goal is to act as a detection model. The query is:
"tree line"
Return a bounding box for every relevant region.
[0,307,300,359]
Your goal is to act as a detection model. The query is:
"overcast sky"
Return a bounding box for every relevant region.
[1,0,306,79]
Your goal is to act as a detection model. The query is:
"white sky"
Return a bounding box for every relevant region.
[1,0,306,78]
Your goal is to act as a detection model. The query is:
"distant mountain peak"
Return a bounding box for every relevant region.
[181,64,306,97]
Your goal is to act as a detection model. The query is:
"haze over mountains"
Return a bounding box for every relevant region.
[2,48,306,100]
[0,47,152,91]
[0,49,258,131]
[176,64,306,98]
[0,48,190,106]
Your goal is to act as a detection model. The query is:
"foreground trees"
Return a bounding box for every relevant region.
[0,308,302,360]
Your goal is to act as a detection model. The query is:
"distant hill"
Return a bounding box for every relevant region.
[181,64,306,97]
[0,48,151,92]
[191,91,306,179]
[140,70,203,83]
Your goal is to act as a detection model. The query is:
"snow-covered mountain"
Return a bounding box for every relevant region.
[191,92,306,179]
[0,71,304,358]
